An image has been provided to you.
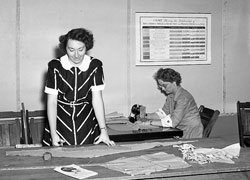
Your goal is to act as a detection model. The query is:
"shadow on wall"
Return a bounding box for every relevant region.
[39,46,66,110]
[53,46,65,59]
[40,72,47,109]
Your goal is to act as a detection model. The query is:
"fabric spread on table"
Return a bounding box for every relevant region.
[104,152,190,176]
[106,118,160,131]
[6,140,196,158]
[105,112,125,120]
[107,122,140,131]
[107,121,160,131]
[173,143,240,164]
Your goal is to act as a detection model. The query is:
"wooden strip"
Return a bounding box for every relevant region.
[4,124,10,146]
[0,119,17,124]
[9,123,16,146]
[15,144,42,148]
[0,125,3,145]
[37,121,45,144]
[0,111,21,118]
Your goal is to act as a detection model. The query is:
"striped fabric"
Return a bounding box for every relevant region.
[42,55,105,146]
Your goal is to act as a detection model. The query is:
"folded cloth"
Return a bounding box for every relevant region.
[174,143,240,165]
[104,152,190,176]
[222,143,240,158]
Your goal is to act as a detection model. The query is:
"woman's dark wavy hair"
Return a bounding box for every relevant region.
[153,68,182,86]
[59,28,94,51]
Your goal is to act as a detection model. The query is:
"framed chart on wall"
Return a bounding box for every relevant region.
[135,12,211,66]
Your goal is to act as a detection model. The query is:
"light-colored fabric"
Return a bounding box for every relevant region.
[174,143,240,164]
[44,86,58,95]
[91,84,105,91]
[162,87,203,139]
[161,114,173,127]
[61,54,91,71]
[105,152,190,176]
[155,108,167,119]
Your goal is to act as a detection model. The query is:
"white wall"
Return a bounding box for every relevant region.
[0,0,17,110]
[0,0,250,118]
[129,0,223,113]
[18,0,128,114]
[223,0,250,113]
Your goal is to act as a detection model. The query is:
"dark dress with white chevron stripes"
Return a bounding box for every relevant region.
[42,55,104,146]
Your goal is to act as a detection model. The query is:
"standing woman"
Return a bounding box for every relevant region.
[43,28,115,146]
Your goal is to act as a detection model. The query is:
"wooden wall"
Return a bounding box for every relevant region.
[0,112,22,146]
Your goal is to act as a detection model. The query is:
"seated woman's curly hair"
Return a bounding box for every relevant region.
[59,28,94,51]
[153,68,182,86]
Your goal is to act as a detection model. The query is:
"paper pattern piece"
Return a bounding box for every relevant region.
[174,143,240,164]
[105,112,125,121]
[107,121,159,131]
[104,152,190,176]
[54,164,97,179]
[107,122,140,131]
[6,140,196,159]
[106,114,159,130]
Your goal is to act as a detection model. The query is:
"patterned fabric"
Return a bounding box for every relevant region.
[42,55,105,146]
[162,87,203,139]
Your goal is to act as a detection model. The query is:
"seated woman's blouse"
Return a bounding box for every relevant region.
[162,87,203,139]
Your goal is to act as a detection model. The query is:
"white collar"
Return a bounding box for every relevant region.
[60,54,91,71]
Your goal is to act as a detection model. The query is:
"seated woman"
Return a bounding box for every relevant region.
[139,68,203,139]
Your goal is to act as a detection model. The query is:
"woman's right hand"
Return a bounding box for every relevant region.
[51,133,64,146]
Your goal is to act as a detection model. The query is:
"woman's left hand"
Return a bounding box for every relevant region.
[94,129,116,146]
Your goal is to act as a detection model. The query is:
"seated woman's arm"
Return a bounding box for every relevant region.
[145,112,160,120]
[144,109,173,127]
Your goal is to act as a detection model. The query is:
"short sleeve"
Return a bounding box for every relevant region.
[91,64,105,91]
[44,61,58,95]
